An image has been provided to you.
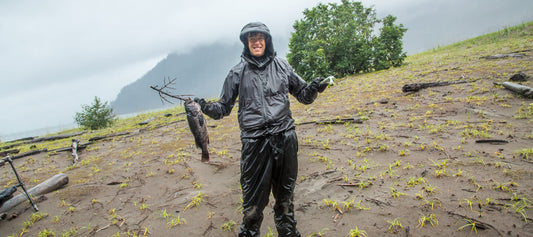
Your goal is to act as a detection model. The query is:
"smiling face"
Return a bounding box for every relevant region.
[247,32,266,57]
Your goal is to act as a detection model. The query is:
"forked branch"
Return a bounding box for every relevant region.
[150,77,192,103]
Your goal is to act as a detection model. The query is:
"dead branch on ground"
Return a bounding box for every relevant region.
[402,80,469,93]
[297,117,364,125]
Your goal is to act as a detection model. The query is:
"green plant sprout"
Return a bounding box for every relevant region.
[423,184,439,196]
[324,199,341,212]
[398,149,408,156]
[460,196,484,213]
[192,181,203,189]
[347,226,367,237]
[485,197,497,206]
[469,177,483,192]
[434,168,448,178]
[261,227,274,237]
[120,177,130,188]
[417,213,438,228]
[184,192,206,210]
[432,141,445,151]
[407,176,427,187]
[514,103,533,119]
[506,198,530,222]
[167,215,187,229]
[308,227,329,237]
[342,199,370,212]
[492,181,510,192]
[321,139,331,150]
[387,217,404,233]
[453,169,463,177]
[107,208,124,225]
[422,198,442,210]
[37,229,55,237]
[457,218,478,234]
[390,187,408,198]
[358,163,369,172]
[429,158,448,169]
[415,190,425,199]
[221,220,237,232]
[61,227,79,237]
[403,162,414,170]
[159,209,172,220]
[516,148,533,161]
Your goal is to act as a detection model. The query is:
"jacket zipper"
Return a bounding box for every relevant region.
[257,72,269,127]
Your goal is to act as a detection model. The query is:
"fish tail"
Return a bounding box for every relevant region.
[201,149,209,162]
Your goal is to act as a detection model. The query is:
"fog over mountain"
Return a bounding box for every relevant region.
[111,42,243,114]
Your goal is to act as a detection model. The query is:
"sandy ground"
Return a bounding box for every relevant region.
[1,32,533,237]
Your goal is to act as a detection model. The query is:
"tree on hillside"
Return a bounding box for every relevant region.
[287,0,407,80]
[373,15,407,71]
[74,96,116,130]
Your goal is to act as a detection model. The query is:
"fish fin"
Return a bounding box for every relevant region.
[198,114,205,127]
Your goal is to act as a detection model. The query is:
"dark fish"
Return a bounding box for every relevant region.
[184,99,210,162]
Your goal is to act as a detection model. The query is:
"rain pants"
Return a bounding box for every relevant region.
[240,129,300,236]
[200,22,322,237]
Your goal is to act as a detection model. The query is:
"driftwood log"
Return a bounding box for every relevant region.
[88,131,130,142]
[0,173,69,213]
[0,149,48,166]
[481,53,524,59]
[0,149,20,157]
[0,142,92,166]
[138,117,155,126]
[494,82,533,98]
[475,139,509,144]
[47,142,91,153]
[297,117,364,125]
[402,80,469,93]
[1,131,131,165]
[2,132,86,149]
[25,132,85,144]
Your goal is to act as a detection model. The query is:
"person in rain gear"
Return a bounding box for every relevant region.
[195,22,329,237]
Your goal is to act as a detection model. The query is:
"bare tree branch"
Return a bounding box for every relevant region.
[150,77,193,103]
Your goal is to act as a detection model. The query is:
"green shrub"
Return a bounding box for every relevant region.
[287,0,407,79]
[74,96,116,130]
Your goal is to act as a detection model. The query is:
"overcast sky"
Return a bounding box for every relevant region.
[1,0,532,140]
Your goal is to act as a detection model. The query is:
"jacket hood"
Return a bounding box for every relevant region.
[240,22,275,62]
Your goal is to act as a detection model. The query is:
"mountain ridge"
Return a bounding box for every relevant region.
[110,42,243,115]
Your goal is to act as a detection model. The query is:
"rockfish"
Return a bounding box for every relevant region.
[184,99,210,162]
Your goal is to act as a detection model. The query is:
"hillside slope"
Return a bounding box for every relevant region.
[1,22,532,236]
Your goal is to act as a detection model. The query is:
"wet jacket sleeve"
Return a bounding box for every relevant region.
[286,63,318,105]
[201,70,239,120]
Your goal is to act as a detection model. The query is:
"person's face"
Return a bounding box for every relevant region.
[247,33,266,57]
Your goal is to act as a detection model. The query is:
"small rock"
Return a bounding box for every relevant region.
[510,71,529,82]
[421,169,428,177]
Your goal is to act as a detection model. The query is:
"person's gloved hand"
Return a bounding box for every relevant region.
[310,76,332,93]
[194,97,207,110]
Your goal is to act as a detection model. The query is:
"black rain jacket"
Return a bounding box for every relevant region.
[202,22,319,138]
